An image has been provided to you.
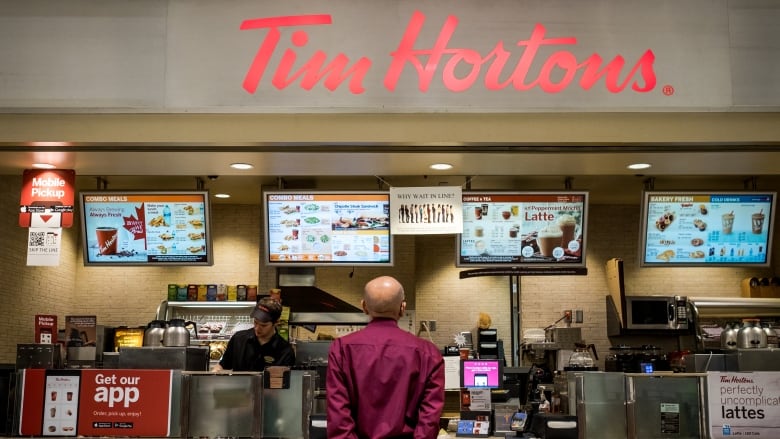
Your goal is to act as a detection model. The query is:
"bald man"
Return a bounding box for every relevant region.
[326,276,445,439]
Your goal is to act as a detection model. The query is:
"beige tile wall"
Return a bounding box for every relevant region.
[0,176,77,361]
[1,175,777,366]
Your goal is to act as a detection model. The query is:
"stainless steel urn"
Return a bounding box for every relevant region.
[163,319,195,347]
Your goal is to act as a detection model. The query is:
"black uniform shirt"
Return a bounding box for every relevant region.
[219,328,295,371]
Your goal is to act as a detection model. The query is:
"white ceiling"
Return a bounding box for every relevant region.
[3,144,780,205]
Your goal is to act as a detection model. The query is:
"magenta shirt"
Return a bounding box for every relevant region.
[326,318,445,439]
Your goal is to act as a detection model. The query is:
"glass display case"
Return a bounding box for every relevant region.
[156,300,258,365]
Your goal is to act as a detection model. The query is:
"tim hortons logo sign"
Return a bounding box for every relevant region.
[240,10,657,95]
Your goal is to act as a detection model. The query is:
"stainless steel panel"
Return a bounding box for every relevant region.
[168,370,183,438]
[737,348,780,371]
[182,372,262,438]
[689,297,780,318]
[16,344,62,369]
[118,346,209,371]
[295,341,332,366]
[684,353,739,372]
[574,372,627,439]
[262,370,314,439]
[625,374,706,439]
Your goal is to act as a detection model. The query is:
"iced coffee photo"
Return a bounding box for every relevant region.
[721,211,734,234]
[557,213,579,248]
[752,209,764,234]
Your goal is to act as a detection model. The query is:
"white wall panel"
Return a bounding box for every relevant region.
[728,0,780,106]
[0,0,167,110]
[0,0,777,112]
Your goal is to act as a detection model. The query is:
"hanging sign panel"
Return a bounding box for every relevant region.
[19,169,75,228]
[389,186,463,235]
[27,227,63,266]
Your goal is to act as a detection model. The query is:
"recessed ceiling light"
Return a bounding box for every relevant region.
[429,163,453,171]
[627,163,652,170]
[230,163,254,170]
[32,163,56,169]
[214,193,231,199]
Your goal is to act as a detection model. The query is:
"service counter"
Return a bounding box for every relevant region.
[11,368,316,439]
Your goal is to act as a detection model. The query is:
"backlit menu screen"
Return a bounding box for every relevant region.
[457,192,588,267]
[640,191,776,267]
[80,191,213,266]
[264,191,392,266]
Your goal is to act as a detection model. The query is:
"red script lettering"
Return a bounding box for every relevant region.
[241,11,657,95]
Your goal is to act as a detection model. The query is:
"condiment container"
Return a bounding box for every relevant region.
[762,322,778,348]
[206,284,217,301]
[737,320,767,349]
[197,284,207,301]
[167,284,177,301]
[721,323,739,350]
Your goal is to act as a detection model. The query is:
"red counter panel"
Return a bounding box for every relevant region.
[18,369,174,437]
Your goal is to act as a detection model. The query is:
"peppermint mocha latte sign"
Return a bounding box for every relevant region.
[0,0,777,112]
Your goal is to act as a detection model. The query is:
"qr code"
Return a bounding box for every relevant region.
[29,231,46,247]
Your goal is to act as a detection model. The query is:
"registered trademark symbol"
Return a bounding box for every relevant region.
[662,84,675,96]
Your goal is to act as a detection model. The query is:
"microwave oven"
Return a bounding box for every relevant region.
[624,295,688,330]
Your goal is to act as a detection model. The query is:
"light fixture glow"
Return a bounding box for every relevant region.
[230,163,254,170]
[214,193,231,199]
[429,163,453,170]
[627,163,652,170]
[32,163,57,169]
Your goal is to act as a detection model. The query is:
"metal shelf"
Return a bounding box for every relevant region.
[164,301,255,308]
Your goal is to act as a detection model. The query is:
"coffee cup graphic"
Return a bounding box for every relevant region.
[537,224,563,257]
[752,210,765,234]
[96,227,118,255]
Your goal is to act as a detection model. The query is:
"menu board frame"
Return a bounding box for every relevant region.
[639,191,776,267]
[456,191,588,268]
[263,190,393,267]
[79,191,213,266]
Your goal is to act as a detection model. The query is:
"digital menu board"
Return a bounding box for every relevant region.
[264,191,392,266]
[79,191,213,266]
[457,192,588,267]
[640,191,776,267]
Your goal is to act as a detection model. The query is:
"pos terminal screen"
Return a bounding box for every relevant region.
[460,359,502,389]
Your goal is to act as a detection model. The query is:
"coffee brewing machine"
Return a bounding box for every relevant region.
[519,327,588,419]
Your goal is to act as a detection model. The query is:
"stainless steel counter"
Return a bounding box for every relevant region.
[180,370,316,439]
[118,346,209,371]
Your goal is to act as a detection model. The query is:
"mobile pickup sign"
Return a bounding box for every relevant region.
[19,169,75,228]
